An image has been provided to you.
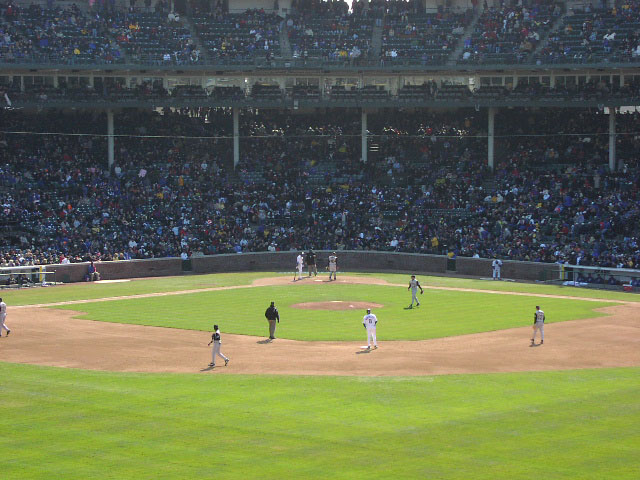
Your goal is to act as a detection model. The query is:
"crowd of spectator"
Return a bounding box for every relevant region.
[286,0,372,61]
[460,0,561,64]
[1,2,124,64]
[193,9,281,61]
[2,107,640,274]
[536,1,640,64]
[3,1,640,65]
[382,9,469,64]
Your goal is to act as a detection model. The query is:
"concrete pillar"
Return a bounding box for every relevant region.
[488,107,495,171]
[107,109,115,170]
[233,107,240,169]
[361,109,368,163]
[609,108,616,172]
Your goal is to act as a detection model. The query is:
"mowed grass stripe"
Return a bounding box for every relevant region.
[52,283,614,341]
[1,363,638,479]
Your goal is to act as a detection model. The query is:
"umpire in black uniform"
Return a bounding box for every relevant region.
[306,249,317,277]
[265,301,280,340]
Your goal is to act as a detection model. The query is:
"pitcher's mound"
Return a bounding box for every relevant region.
[292,301,384,311]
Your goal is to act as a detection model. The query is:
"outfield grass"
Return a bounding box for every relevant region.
[4,271,640,307]
[52,283,615,341]
[2,272,273,306]
[1,363,638,480]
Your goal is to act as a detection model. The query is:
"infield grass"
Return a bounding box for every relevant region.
[1,363,638,480]
[51,282,615,341]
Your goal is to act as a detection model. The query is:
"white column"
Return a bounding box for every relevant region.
[233,107,239,169]
[609,108,616,172]
[488,107,495,171]
[361,109,368,163]
[107,109,114,170]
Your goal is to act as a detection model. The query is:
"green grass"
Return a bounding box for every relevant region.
[54,283,614,341]
[364,272,640,302]
[4,271,640,307]
[2,272,277,306]
[1,363,638,480]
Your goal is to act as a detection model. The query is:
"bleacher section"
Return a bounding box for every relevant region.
[112,11,196,64]
[192,10,281,61]
[536,4,640,64]
[382,10,470,65]
[287,13,373,60]
[459,2,558,64]
[1,2,640,66]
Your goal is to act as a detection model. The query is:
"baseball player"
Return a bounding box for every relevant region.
[362,308,378,349]
[207,324,229,367]
[0,297,9,337]
[328,252,337,281]
[492,258,503,280]
[407,275,424,308]
[294,252,304,281]
[531,306,545,345]
[306,249,317,277]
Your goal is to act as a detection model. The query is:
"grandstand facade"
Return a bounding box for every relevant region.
[2,0,640,280]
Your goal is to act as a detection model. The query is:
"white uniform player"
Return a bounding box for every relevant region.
[362,309,378,349]
[295,252,304,281]
[407,275,424,308]
[492,258,503,280]
[328,252,337,281]
[0,298,9,337]
[531,306,545,345]
[208,324,229,367]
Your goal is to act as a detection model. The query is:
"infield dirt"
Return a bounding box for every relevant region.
[1,276,639,376]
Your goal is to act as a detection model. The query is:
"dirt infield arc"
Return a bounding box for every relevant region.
[1,276,639,376]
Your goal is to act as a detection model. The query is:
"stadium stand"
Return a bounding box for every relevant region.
[2,0,640,279]
[383,9,470,65]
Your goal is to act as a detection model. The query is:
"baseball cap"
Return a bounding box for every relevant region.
[367,308,371,313]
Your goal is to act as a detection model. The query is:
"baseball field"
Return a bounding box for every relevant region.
[1,272,639,479]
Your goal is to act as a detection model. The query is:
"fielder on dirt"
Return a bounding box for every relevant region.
[362,308,378,350]
[531,306,545,345]
[208,324,230,367]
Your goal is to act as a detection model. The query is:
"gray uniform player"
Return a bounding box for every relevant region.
[328,252,337,281]
[0,298,9,337]
[407,275,424,308]
[207,324,230,367]
[362,309,378,349]
[531,306,545,345]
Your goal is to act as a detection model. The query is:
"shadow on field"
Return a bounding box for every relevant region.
[256,339,273,344]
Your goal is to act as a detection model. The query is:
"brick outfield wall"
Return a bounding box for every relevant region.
[43,251,561,283]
